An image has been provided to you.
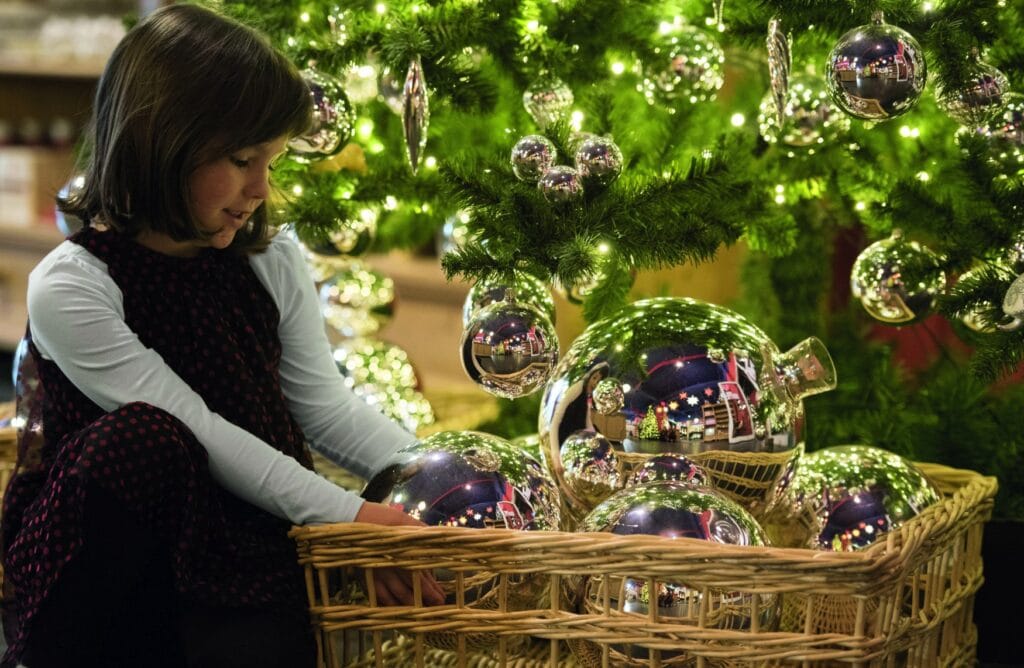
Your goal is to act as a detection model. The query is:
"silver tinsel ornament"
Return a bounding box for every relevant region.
[523,74,574,129]
[462,272,556,328]
[639,23,725,107]
[559,429,620,508]
[461,301,559,399]
[825,11,926,121]
[765,17,791,130]
[850,230,946,325]
[289,67,356,161]
[537,165,583,203]
[510,134,557,182]
[574,135,623,186]
[319,262,395,339]
[937,55,1010,128]
[758,72,850,148]
[402,57,430,174]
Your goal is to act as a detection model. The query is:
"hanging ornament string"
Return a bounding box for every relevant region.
[712,0,725,31]
[766,16,791,130]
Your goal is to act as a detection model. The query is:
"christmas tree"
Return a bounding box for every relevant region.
[209,0,1024,520]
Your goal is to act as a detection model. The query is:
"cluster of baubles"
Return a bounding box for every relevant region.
[510,132,624,203]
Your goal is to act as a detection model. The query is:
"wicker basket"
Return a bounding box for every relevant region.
[291,462,996,668]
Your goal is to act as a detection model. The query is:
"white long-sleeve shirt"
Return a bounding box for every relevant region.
[27,232,416,525]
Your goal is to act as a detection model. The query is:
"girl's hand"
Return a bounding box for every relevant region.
[354,501,446,606]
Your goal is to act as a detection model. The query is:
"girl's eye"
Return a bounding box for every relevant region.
[229,156,250,168]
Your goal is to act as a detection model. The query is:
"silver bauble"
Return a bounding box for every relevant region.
[980,91,1024,173]
[12,334,44,455]
[825,12,926,121]
[436,209,471,257]
[569,482,777,664]
[537,165,583,203]
[937,58,1010,128]
[461,272,555,328]
[538,297,836,521]
[758,72,850,148]
[574,135,623,186]
[55,174,85,236]
[628,454,707,488]
[850,231,946,324]
[639,24,725,106]
[328,207,378,258]
[289,68,356,161]
[523,74,574,129]
[768,445,939,552]
[559,429,619,508]
[510,134,558,182]
[402,56,430,174]
[591,377,625,416]
[461,302,559,399]
[1004,228,1024,274]
[319,262,395,339]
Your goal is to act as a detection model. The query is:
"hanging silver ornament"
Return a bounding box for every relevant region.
[559,429,620,508]
[628,454,707,488]
[55,173,86,236]
[436,209,471,257]
[955,266,1011,334]
[328,206,378,257]
[462,272,556,328]
[537,165,583,203]
[1003,228,1024,274]
[510,134,557,182]
[937,55,1010,128]
[768,445,939,552]
[998,272,1024,331]
[289,67,356,161]
[758,72,851,148]
[402,56,430,174]
[591,377,625,416]
[978,92,1024,173]
[766,16,791,129]
[523,74,574,129]
[319,262,395,339]
[850,230,946,324]
[574,135,623,186]
[825,11,926,121]
[461,301,559,399]
[639,23,725,107]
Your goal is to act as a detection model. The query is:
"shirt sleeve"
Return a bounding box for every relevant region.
[27,241,376,525]
[248,235,417,481]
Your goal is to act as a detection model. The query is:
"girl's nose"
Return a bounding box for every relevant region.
[244,170,271,200]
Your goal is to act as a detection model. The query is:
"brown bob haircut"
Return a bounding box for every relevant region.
[61,3,312,253]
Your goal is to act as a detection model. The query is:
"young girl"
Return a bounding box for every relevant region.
[1,5,442,667]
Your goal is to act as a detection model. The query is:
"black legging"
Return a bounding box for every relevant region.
[20,484,315,668]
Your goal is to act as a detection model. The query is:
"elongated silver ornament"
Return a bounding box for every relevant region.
[402,56,429,174]
[766,17,791,129]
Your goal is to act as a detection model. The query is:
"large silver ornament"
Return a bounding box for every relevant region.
[510,134,557,182]
[569,482,777,664]
[537,165,583,203]
[825,12,926,121]
[462,272,556,328]
[523,74,574,129]
[639,24,725,106]
[289,68,356,161]
[559,429,619,508]
[461,301,559,399]
[319,262,395,339]
[402,57,430,174]
[574,135,623,186]
[55,174,85,236]
[538,297,836,520]
[766,17,791,130]
[937,56,1010,128]
[998,272,1024,332]
[850,231,946,325]
[758,72,850,148]
[767,445,939,552]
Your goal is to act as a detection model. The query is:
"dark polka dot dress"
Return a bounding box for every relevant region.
[1,227,316,665]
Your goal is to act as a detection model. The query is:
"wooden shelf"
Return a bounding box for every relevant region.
[0,58,106,80]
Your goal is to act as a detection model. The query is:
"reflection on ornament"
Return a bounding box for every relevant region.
[289,68,356,161]
[639,24,725,106]
[436,209,471,257]
[537,165,582,203]
[462,272,555,328]
[825,12,926,121]
[523,75,574,129]
[512,433,544,463]
[937,57,1009,128]
[461,302,559,399]
[402,57,430,174]
[850,231,946,324]
[574,135,623,186]
[758,72,850,148]
[510,134,557,182]
[319,262,395,338]
[12,334,45,457]
[769,445,939,552]
[628,454,707,487]
[55,174,85,236]
[998,272,1024,331]
[765,16,791,129]
[591,377,625,416]
[559,429,619,508]
[569,482,777,664]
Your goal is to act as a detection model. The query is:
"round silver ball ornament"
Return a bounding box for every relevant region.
[850,231,946,325]
[289,68,356,161]
[461,272,555,328]
[511,135,557,182]
[523,74,574,129]
[319,262,395,339]
[639,24,725,106]
[559,429,619,509]
[574,135,623,186]
[591,377,625,416]
[461,301,559,399]
[328,208,378,257]
[979,91,1024,173]
[758,72,850,148]
[55,174,86,236]
[537,165,583,203]
[825,12,926,121]
[628,454,707,488]
[937,58,1010,128]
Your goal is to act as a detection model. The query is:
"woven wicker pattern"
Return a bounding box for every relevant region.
[291,463,996,667]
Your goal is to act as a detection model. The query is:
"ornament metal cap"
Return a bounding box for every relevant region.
[764,336,837,407]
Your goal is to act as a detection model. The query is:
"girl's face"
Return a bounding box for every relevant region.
[186,135,289,251]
